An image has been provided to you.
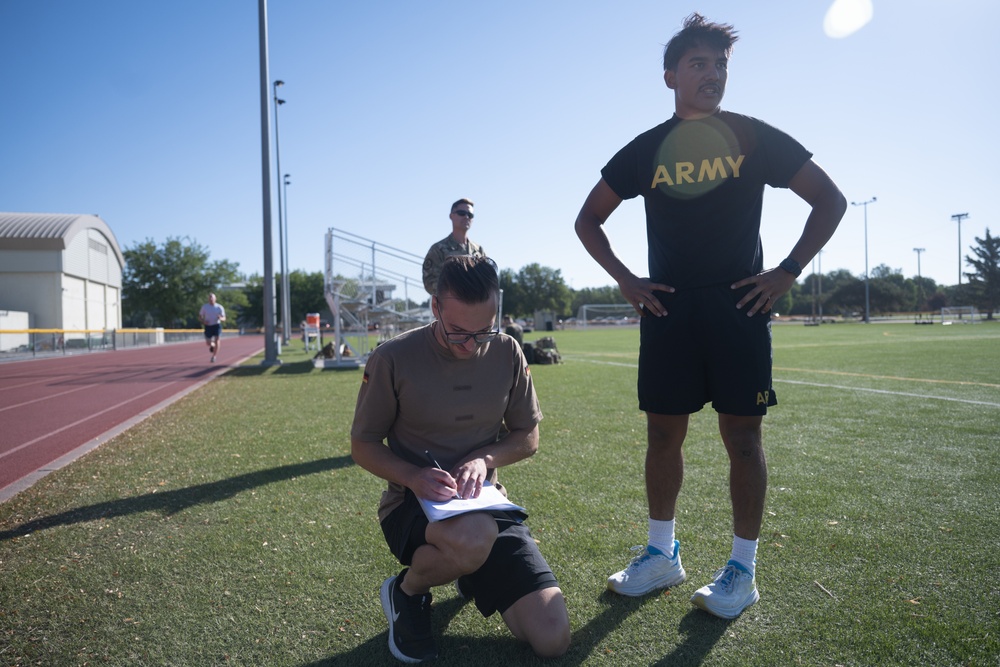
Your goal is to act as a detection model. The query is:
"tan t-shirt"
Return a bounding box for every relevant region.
[351,323,541,522]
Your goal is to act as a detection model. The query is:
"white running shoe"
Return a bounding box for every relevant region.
[607,540,686,596]
[690,560,759,619]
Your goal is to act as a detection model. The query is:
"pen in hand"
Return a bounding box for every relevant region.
[424,450,460,499]
[424,450,444,470]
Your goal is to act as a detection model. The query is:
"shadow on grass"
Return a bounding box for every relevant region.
[296,635,387,666]
[183,366,219,379]
[298,597,543,666]
[221,359,323,377]
[558,589,660,663]
[0,455,354,541]
[544,589,728,665]
[299,591,729,665]
[651,608,731,666]
[273,360,318,375]
[223,365,273,377]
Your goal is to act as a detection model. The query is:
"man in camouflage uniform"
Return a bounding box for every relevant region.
[422,198,487,294]
[502,315,524,348]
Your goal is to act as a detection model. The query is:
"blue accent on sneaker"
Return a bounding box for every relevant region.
[690,560,759,619]
[607,539,686,596]
[727,559,751,574]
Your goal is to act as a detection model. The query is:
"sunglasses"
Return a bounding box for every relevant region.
[452,210,474,219]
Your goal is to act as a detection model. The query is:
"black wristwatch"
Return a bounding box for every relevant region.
[779,257,802,277]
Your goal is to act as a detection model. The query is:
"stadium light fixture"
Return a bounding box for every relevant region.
[273,79,289,343]
[951,213,969,285]
[282,173,291,338]
[257,0,279,365]
[851,197,876,324]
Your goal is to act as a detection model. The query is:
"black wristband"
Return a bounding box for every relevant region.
[779,257,802,277]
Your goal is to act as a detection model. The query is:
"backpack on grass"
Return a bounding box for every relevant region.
[530,337,561,364]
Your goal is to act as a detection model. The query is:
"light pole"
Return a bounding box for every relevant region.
[282,173,291,339]
[273,79,289,343]
[913,247,925,314]
[257,0,278,365]
[951,213,969,285]
[851,197,876,323]
[817,249,823,321]
[811,257,817,322]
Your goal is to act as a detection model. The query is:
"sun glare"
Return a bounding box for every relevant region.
[823,0,874,38]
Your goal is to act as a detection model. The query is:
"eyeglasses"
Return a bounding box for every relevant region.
[439,316,499,345]
[452,210,474,219]
[442,326,498,345]
[437,301,499,345]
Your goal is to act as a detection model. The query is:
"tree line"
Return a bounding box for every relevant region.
[122,231,1000,328]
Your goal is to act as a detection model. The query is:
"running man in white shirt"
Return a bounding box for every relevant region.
[198,293,226,363]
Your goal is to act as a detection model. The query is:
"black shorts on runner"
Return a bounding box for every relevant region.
[204,324,221,340]
[380,490,559,617]
[638,282,776,416]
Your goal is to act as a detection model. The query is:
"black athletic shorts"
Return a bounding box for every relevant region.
[204,324,221,339]
[638,283,776,416]
[380,490,559,617]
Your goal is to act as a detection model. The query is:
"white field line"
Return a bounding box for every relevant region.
[0,382,104,413]
[775,379,1000,408]
[773,366,1000,389]
[0,383,173,460]
[564,356,1000,408]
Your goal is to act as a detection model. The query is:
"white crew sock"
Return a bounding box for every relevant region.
[730,535,758,576]
[648,518,675,556]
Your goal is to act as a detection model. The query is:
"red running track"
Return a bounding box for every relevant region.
[0,335,265,503]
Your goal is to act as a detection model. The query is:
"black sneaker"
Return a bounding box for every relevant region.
[379,569,437,663]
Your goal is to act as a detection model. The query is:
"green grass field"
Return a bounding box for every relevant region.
[1,322,998,666]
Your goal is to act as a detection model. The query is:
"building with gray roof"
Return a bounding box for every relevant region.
[0,213,124,335]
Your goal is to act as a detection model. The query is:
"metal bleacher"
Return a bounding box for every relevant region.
[319,228,431,368]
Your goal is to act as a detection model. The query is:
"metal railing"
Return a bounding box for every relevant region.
[0,328,240,361]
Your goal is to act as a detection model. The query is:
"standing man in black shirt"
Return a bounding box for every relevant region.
[575,13,846,619]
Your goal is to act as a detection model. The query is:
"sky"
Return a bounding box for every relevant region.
[2,0,997,294]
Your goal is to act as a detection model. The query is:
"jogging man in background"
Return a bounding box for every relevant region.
[198,293,226,363]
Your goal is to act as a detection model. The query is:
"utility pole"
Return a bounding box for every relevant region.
[951,213,969,285]
[817,249,823,321]
[913,247,925,315]
[257,0,279,365]
[810,258,817,323]
[273,80,288,344]
[913,247,925,280]
[851,197,877,323]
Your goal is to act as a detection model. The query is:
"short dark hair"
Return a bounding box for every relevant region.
[450,198,475,212]
[662,13,738,71]
[436,255,498,303]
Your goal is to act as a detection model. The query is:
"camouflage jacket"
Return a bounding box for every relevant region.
[422,235,486,294]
